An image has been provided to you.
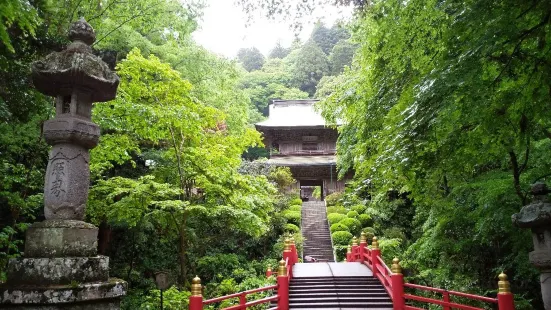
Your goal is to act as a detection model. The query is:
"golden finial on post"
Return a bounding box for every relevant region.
[191,276,202,296]
[347,245,352,254]
[360,232,367,243]
[352,236,358,246]
[498,272,511,294]
[284,238,291,252]
[391,258,402,274]
[277,259,287,276]
[267,266,272,273]
[290,237,295,245]
[372,236,379,249]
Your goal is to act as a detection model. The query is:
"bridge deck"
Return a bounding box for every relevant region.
[293,262,373,278]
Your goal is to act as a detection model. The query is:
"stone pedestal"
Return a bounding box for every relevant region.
[513,183,551,310]
[0,18,125,309]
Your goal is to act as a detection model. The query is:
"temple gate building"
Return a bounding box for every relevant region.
[255,100,351,200]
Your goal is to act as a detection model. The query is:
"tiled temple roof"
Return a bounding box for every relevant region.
[256,99,338,128]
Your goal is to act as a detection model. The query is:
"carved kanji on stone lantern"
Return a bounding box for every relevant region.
[0,18,126,309]
[513,183,551,309]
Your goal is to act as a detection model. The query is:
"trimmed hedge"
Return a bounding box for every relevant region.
[327,213,347,224]
[362,227,376,241]
[350,204,367,214]
[347,210,359,218]
[326,206,347,214]
[330,223,349,233]
[358,214,372,227]
[331,231,353,246]
[339,218,362,236]
[325,192,343,207]
[283,210,301,226]
[290,198,303,206]
[288,205,302,212]
[285,223,300,233]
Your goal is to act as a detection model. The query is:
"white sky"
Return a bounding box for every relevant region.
[192,0,353,58]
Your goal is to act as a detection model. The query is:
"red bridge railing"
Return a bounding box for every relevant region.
[189,238,299,310]
[347,234,515,310]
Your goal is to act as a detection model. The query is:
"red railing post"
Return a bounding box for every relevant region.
[346,245,352,262]
[391,258,405,310]
[351,236,358,261]
[277,260,289,310]
[283,238,293,277]
[290,237,298,265]
[189,276,203,310]
[497,272,515,310]
[442,291,451,310]
[371,237,380,277]
[359,232,367,263]
[239,292,246,309]
[266,265,272,278]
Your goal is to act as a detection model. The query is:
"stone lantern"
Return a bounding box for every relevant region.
[0,19,126,309]
[512,183,551,309]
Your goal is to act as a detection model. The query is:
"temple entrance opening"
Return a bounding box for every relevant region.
[299,180,323,201]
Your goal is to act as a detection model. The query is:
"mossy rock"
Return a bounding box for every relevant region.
[330,223,349,233]
[327,213,347,224]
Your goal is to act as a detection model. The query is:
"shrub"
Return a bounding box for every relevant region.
[197,254,240,281]
[350,204,367,214]
[358,214,372,227]
[331,231,353,246]
[327,206,347,214]
[346,210,359,218]
[339,218,362,236]
[334,245,347,262]
[282,210,301,226]
[325,192,343,207]
[362,227,377,241]
[330,223,349,233]
[290,198,303,206]
[288,205,302,212]
[327,213,347,224]
[383,227,407,241]
[284,223,300,233]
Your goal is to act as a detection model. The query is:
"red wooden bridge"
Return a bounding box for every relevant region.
[188,235,515,310]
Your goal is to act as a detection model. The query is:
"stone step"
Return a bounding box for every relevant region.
[289,302,393,308]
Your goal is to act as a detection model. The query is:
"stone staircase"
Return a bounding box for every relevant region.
[301,201,334,262]
[289,263,393,309]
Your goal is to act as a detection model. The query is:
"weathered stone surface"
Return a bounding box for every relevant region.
[7,256,109,285]
[43,146,91,221]
[512,201,551,228]
[43,118,100,149]
[31,20,118,103]
[25,220,97,257]
[0,279,126,306]
[529,250,551,270]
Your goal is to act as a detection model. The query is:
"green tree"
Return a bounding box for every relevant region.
[268,41,290,59]
[328,40,355,75]
[288,40,329,96]
[237,47,265,71]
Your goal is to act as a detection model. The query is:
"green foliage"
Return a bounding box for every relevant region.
[326,205,347,214]
[197,254,241,282]
[0,0,40,53]
[361,227,376,241]
[288,40,329,96]
[140,286,191,310]
[290,198,303,206]
[288,205,302,212]
[237,47,265,72]
[327,213,347,224]
[269,167,297,190]
[350,204,366,214]
[358,214,372,227]
[310,22,350,55]
[284,223,300,233]
[331,231,353,246]
[330,223,349,233]
[328,40,356,75]
[338,218,362,236]
[325,192,343,207]
[268,41,290,59]
[346,211,359,218]
[282,210,301,226]
[382,227,406,241]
